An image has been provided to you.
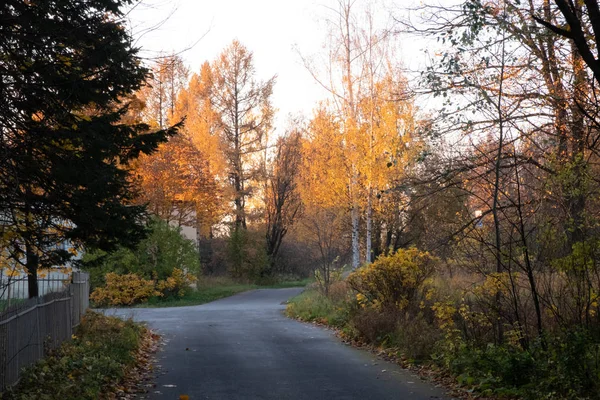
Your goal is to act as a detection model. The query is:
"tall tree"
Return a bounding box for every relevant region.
[0,0,178,297]
[138,54,189,129]
[265,127,303,273]
[133,134,220,229]
[172,62,227,240]
[208,41,275,231]
[300,0,403,268]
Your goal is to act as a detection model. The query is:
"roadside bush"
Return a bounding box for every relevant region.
[535,330,600,399]
[91,268,197,306]
[226,228,269,282]
[156,267,198,298]
[350,307,397,343]
[431,311,600,399]
[1,312,145,400]
[348,247,438,313]
[443,343,536,397]
[84,217,200,290]
[391,312,442,362]
[90,272,159,306]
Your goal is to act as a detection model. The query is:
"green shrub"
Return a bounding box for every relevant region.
[434,330,600,399]
[135,219,200,281]
[84,217,200,290]
[530,330,600,400]
[226,228,269,282]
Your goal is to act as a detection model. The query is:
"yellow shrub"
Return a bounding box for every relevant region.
[90,273,160,306]
[156,268,197,298]
[348,247,438,313]
[91,268,198,306]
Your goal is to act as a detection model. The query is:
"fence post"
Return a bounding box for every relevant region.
[70,271,89,327]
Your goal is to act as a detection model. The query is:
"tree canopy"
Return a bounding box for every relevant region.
[0,0,179,296]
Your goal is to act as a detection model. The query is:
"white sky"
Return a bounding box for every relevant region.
[127,0,434,133]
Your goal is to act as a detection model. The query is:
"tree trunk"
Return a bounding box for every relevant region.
[366,189,372,263]
[567,41,587,247]
[25,239,39,298]
[351,201,360,269]
[491,13,507,343]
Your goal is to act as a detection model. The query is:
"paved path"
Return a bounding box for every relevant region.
[104,288,451,400]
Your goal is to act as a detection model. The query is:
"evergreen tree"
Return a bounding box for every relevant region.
[0,0,180,297]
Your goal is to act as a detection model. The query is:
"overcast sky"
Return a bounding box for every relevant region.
[127,0,433,133]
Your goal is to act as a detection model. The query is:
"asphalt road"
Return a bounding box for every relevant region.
[104,288,451,400]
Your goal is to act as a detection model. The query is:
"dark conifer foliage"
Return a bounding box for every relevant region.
[0,0,180,296]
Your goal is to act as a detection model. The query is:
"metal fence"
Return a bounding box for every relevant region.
[0,271,72,309]
[0,271,90,391]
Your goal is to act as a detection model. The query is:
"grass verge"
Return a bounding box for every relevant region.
[0,311,156,400]
[137,276,311,308]
[285,287,351,327]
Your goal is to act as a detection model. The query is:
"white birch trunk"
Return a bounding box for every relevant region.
[351,202,360,269]
[366,188,372,264]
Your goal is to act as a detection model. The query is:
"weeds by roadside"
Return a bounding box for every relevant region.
[0,312,157,400]
[286,248,600,400]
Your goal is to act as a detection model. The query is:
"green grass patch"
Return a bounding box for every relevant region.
[0,298,26,313]
[0,311,146,400]
[285,287,352,327]
[139,283,256,308]
[261,278,312,288]
[135,276,311,308]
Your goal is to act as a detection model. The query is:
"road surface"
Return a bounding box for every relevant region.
[104,288,451,400]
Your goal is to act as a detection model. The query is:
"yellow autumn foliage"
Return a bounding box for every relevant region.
[91,268,197,306]
[91,273,159,306]
[348,248,438,313]
[156,268,197,298]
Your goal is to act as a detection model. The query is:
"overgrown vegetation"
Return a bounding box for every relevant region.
[84,218,200,289]
[287,248,600,399]
[0,312,149,400]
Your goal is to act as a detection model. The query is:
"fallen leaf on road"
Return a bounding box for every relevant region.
[179,395,189,400]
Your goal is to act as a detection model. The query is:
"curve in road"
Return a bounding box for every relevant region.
[105,288,452,400]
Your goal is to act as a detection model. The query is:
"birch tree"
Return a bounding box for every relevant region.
[301,0,407,268]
